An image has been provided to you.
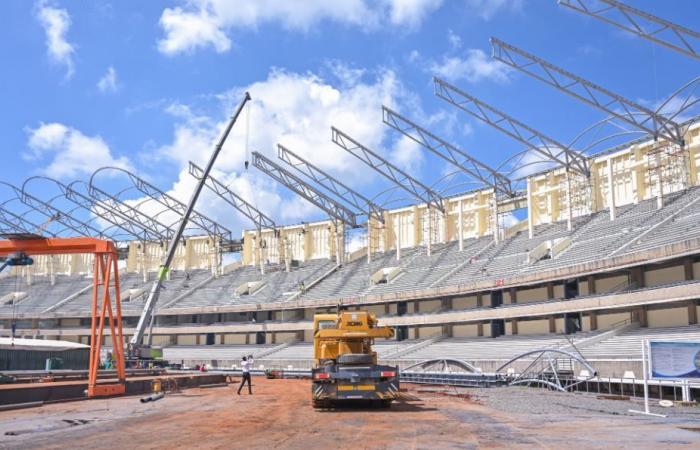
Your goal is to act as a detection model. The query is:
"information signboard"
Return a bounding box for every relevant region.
[649,341,700,379]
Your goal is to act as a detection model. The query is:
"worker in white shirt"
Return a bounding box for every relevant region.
[237,355,253,395]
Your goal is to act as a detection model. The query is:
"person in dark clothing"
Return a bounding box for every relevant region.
[237,356,253,395]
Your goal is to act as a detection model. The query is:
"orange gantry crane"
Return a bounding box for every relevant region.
[0,235,126,397]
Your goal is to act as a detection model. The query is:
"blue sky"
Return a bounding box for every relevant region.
[1,0,698,241]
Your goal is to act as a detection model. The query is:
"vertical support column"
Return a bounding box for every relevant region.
[509,287,517,305]
[257,230,265,275]
[685,257,697,325]
[458,199,464,251]
[303,223,312,262]
[396,215,401,262]
[607,157,616,221]
[511,319,518,335]
[549,317,556,333]
[526,177,534,239]
[590,312,598,331]
[546,282,554,301]
[587,275,596,295]
[565,170,573,231]
[476,292,483,308]
[492,189,500,243]
[366,219,372,264]
[426,207,432,257]
[477,322,484,337]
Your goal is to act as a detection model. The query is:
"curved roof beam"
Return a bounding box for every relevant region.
[89,166,232,241]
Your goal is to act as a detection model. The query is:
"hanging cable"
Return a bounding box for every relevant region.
[244,100,251,170]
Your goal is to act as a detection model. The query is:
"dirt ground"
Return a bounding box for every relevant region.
[1,377,699,449]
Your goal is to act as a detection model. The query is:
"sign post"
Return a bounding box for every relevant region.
[629,340,666,417]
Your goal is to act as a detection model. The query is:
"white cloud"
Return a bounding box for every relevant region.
[35,1,75,78]
[465,0,523,21]
[157,0,442,55]
[391,135,424,174]
[25,123,131,179]
[447,29,462,50]
[385,0,443,27]
[147,65,417,230]
[158,7,231,55]
[430,49,510,83]
[97,66,119,93]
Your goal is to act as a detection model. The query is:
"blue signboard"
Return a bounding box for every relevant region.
[649,341,700,379]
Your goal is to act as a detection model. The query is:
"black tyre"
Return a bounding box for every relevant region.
[336,353,373,365]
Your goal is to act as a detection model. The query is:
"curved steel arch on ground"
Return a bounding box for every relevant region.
[403,358,480,374]
[89,166,232,241]
[496,348,597,393]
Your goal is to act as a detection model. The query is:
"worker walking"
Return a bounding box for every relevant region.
[237,356,253,395]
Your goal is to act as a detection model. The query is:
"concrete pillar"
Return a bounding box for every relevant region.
[549,317,556,333]
[396,216,401,262]
[414,300,420,313]
[441,324,453,337]
[511,320,518,335]
[688,301,697,325]
[366,220,372,264]
[458,199,464,251]
[630,267,645,289]
[546,282,554,300]
[633,307,648,327]
[509,287,517,305]
[245,333,250,344]
[684,257,695,280]
[476,293,483,308]
[590,312,598,331]
[587,275,596,295]
[477,322,484,337]
[426,207,432,257]
[384,303,390,314]
[607,158,616,221]
[441,297,452,312]
[526,177,534,239]
[414,326,420,339]
[271,332,276,345]
[565,170,573,231]
[492,190,500,243]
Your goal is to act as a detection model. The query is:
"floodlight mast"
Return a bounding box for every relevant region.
[129,92,251,355]
[382,106,516,197]
[559,0,700,62]
[252,151,359,228]
[277,144,384,223]
[490,38,685,147]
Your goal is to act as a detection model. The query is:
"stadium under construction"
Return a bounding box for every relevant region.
[2,0,700,448]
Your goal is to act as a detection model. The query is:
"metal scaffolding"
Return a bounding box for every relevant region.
[559,0,700,61]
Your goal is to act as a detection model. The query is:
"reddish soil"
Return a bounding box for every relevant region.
[0,378,698,449]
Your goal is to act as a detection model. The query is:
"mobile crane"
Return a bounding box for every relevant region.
[311,310,399,408]
[127,92,251,363]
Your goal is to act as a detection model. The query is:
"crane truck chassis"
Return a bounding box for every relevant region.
[311,311,399,408]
